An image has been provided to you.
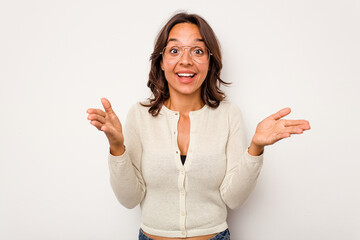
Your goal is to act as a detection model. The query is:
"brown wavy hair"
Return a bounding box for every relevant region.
[142,12,230,116]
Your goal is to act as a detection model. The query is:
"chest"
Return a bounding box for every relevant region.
[139,112,229,189]
[177,115,190,155]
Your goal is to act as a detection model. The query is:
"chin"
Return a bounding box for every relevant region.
[167,79,203,97]
[176,86,201,96]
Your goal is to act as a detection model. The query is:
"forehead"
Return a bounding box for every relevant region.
[167,22,204,45]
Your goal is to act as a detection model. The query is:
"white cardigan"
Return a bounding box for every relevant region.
[108,101,264,238]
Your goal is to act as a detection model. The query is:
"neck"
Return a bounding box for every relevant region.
[164,93,204,116]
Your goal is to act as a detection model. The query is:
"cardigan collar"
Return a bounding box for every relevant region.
[161,103,209,116]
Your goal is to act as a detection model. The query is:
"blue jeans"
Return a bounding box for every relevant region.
[138,228,230,240]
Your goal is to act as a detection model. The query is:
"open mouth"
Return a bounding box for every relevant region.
[176,73,196,78]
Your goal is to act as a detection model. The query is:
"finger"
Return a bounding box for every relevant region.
[100,124,113,133]
[90,120,103,131]
[87,108,106,118]
[284,127,304,134]
[87,114,106,124]
[286,121,311,131]
[270,132,291,144]
[284,119,310,127]
[277,132,291,140]
[100,124,118,136]
[101,98,114,114]
[269,108,291,120]
[298,123,311,130]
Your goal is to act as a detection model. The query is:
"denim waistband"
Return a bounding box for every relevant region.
[138,228,230,240]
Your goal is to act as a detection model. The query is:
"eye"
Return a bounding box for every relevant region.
[168,47,180,55]
[193,47,205,55]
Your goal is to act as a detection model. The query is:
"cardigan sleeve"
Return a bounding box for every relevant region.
[108,103,146,209]
[219,103,264,210]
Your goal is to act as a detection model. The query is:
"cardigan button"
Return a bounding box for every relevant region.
[182,231,186,235]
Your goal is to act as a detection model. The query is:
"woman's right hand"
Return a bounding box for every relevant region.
[87,98,125,156]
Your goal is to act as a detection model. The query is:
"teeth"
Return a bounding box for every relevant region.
[177,73,195,77]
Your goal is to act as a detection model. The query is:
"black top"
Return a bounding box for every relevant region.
[180,155,186,165]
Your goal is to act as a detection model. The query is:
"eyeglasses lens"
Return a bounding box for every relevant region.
[162,46,210,64]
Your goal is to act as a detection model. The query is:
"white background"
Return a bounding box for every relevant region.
[1,0,359,239]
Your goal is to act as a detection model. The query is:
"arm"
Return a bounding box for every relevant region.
[248,141,264,156]
[220,105,311,209]
[220,104,264,210]
[108,103,145,209]
[87,99,145,209]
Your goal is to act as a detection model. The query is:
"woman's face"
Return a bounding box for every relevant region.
[161,23,210,98]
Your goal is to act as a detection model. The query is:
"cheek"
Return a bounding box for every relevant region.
[162,63,177,79]
[162,67,174,82]
[199,65,210,78]
[162,61,173,72]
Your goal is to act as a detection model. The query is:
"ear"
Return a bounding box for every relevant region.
[160,60,164,71]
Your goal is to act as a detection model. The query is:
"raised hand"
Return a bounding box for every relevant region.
[87,98,125,156]
[249,108,311,155]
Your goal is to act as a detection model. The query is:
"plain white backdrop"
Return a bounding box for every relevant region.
[1,0,359,239]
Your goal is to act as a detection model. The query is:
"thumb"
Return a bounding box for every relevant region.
[101,98,114,114]
[269,107,291,120]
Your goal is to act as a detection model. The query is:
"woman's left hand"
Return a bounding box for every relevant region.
[251,107,311,149]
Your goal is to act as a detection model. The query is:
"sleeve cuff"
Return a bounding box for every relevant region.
[108,147,129,163]
[245,150,264,163]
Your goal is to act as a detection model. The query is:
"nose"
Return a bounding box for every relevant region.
[178,48,193,65]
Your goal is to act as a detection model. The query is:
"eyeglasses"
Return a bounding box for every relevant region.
[160,45,212,64]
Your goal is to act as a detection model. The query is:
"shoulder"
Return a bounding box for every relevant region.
[124,102,152,133]
[126,101,151,120]
[212,101,244,128]
[129,101,150,113]
[210,101,243,116]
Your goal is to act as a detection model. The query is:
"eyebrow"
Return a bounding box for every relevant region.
[167,38,204,43]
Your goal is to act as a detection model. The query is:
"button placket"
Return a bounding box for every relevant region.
[173,110,187,235]
[173,113,180,160]
[178,166,187,235]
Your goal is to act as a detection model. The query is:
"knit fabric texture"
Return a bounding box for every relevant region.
[108,101,264,238]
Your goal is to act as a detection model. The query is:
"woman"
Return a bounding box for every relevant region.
[86,12,310,240]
